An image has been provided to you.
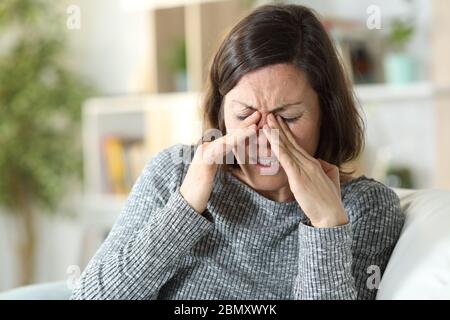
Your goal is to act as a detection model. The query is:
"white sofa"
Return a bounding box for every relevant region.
[1,187,449,300]
[376,188,450,299]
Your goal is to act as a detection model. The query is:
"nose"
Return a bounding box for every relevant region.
[255,112,271,148]
[256,112,269,131]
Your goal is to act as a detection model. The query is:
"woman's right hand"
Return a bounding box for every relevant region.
[180,111,261,214]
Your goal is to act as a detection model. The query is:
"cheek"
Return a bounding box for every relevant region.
[289,123,320,154]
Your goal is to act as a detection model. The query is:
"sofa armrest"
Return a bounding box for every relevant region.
[0,281,72,300]
[377,188,450,299]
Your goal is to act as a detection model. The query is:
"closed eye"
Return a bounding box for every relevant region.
[281,116,301,123]
[235,110,254,121]
[236,114,301,123]
[236,114,252,121]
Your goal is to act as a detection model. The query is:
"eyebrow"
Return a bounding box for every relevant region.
[231,100,303,112]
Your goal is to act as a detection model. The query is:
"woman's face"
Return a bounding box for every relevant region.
[223,63,321,196]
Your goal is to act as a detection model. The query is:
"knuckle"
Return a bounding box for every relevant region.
[286,158,296,168]
[306,160,319,172]
[312,159,321,167]
[330,163,338,170]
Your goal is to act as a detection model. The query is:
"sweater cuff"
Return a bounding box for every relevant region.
[295,222,355,299]
[298,221,352,250]
[149,187,214,252]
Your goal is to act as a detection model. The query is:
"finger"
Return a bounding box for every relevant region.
[268,114,295,149]
[223,123,257,154]
[262,124,299,177]
[230,111,261,163]
[212,124,258,163]
[267,114,309,170]
[204,111,260,163]
[274,115,315,162]
[271,114,324,181]
[200,112,259,144]
[266,114,296,152]
[268,114,308,168]
[237,111,261,129]
[229,123,257,148]
[262,121,290,160]
[268,115,323,182]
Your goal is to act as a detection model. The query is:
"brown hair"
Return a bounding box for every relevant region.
[201,4,365,181]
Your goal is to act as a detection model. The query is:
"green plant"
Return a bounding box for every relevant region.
[385,166,414,189]
[0,0,93,285]
[164,36,187,74]
[387,19,415,52]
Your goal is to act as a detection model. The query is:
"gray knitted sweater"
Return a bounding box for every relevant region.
[71,143,405,300]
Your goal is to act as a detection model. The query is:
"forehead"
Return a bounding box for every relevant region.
[227,63,311,104]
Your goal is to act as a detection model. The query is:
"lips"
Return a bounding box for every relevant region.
[249,157,277,167]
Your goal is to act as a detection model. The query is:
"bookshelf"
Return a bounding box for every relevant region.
[82,92,202,196]
[79,91,202,266]
[131,0,251,93]
[125,0,429,92]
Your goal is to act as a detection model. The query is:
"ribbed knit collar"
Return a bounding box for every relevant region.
[208,168,368,229]
[208,169,302,229]
[223,169,299,210]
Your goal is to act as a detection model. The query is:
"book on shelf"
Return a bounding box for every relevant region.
[101,135,146,195]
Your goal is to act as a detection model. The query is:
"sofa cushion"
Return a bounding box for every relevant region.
[377,188,450,299]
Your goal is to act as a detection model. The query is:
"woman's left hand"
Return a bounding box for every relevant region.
[263,113,349,228]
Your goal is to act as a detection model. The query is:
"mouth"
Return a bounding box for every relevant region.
[249,157,278,167]
[257,158,273,167]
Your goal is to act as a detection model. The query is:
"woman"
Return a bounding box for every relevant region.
[72,4,404,300]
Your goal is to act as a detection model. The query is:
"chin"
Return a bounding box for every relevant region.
[238,163,288,192]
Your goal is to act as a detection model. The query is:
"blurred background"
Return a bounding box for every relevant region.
[1,0,449,291]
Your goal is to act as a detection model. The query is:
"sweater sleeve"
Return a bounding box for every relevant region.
[70,144,214,300]
[293,182,405,300]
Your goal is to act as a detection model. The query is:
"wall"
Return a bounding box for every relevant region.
[66,0,153,95]
[362,99,436,189]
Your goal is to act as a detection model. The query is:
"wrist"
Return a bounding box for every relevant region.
[310,209,349,228]
[179,185,207,214]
